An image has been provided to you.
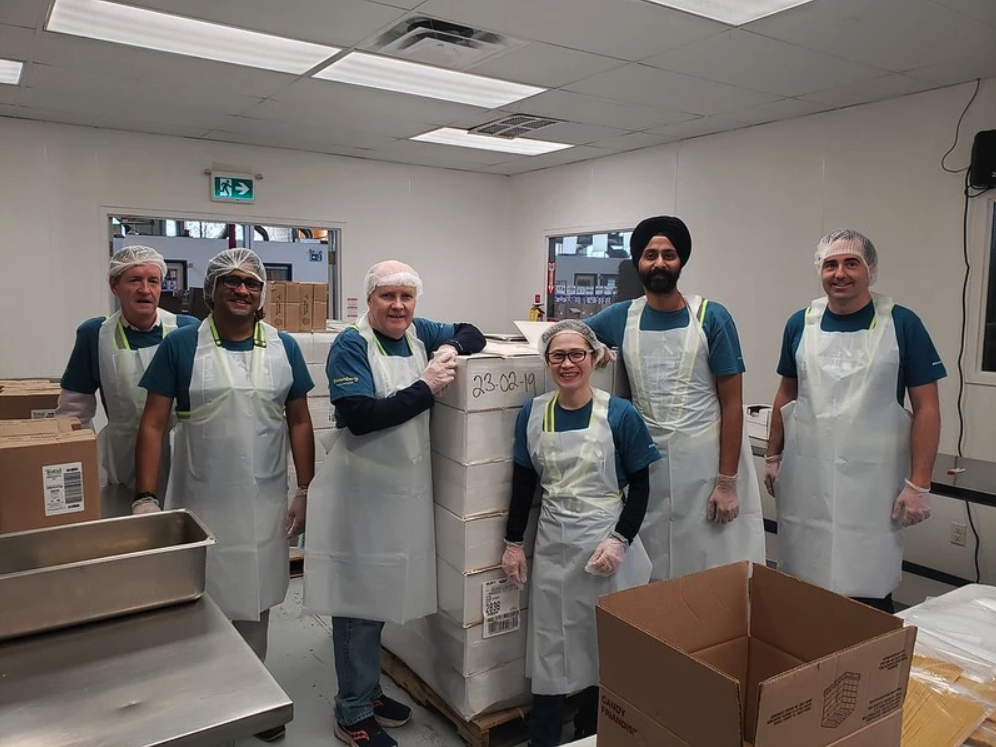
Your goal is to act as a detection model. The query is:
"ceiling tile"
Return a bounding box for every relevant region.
[24,64,269,115]
[483,145,605,175]
[745,0,996,73]
[0,0,47,29]
[32,34,302,97]
[506,90,694,130]
[208,114,400,149]
[200,130,382,157]
[905,51,996,86]
[642,30,886,97]
[798,74,939,107]
[0,85,23,104]
[925,0,996,26]
[565,64,779,116]
[419,0,729,62]
[5,106,215,138]
[246,98,435,140]
[645,115,748,141]
[587,130,679,153]
[466,41,626,88]
[725,97,831,125]
[124,0,408,48]
[528,121,632,146]
[365,0,425,9]
[371,138,516,167]
[0,23,37,61]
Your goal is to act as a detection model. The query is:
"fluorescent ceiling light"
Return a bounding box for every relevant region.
[314,52,544,108]
[0,59,24,86]
[412,128,572,156]
[642,0,819,25]
[46,0,340,74]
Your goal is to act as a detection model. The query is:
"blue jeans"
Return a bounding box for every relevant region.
[332,616,386,726]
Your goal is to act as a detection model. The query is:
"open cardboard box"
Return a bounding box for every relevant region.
[596,562,916,747]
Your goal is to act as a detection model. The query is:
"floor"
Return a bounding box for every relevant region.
[233,578,471,747]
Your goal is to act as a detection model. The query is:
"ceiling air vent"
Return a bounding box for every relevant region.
[469,115,562,139]
[366,17,526,71]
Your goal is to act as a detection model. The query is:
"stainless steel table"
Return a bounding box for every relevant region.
[0,595,292,746]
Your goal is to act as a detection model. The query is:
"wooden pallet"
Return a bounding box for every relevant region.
[381,648,537,747]
[289,548,304,578]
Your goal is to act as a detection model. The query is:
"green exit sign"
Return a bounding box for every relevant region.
[210,173,255,203]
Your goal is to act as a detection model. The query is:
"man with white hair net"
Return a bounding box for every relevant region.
[305,260,485,747]
[56,246,199,514]
[136,248,315,743]
[501,319,658,746]
[585,216,766,582]
[765,229,945,613]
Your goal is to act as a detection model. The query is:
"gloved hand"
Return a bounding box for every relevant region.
[435,344,459,363]
[707,473,739,524]
[892,480,932,526]
[286,486,307,539]
[502,542,528,586]
[420,352,458,394]
[764,455,781,497]
[131,496,161,515]
[585,535,627,576]
[595,348,617,369]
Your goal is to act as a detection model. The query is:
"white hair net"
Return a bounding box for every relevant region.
[204,248,267,309]
[539,320,606,364]
[815,229,878,286]
[364,260,423,298]
[109,246,167,280]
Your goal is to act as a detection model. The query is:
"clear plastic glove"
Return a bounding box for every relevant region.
[893,480,932,526]
[434,344,459,363]
[585,536,627,576]
[764,455,780,497]
[131,496,161,515]
[595,348,617,369]
[420,352,458,394]
[707,473,739,524]
[286,486,307,539]
[502,543,528,586]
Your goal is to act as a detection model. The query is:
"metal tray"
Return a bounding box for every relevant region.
[0,509,215,641]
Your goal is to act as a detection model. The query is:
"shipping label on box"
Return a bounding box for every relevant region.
[437,558,531,628]
[436,351,547,412]
[482,577,522,639]
[430,404,519,466]
[42,461,86,516]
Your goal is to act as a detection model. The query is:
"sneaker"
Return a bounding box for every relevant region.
[373,695,412,728]
[334,716,398,747]
[254,725,286,742]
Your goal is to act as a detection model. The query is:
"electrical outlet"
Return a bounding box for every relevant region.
[951,522,968,547]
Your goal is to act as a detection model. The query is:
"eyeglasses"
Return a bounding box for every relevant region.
[220,275,263,292]
[546,349,590,364]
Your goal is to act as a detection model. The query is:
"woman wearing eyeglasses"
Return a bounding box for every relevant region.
[502,319,660,747]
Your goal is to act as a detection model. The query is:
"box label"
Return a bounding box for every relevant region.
[470,369,540,404]
[43,462,85,516]
[482,578,521,638]
[31,408,56,419]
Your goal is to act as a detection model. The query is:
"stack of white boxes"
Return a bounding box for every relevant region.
[382,339,630,720]
[287,330,340,501]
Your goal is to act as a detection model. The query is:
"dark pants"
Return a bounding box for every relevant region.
[529,686,599,747]
[851,594,895,614]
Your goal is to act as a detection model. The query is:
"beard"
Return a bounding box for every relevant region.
[639,266,681,294]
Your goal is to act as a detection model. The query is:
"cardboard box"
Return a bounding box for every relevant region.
[382,625,532,720]
[434,504,538,573]
[436,344,547,412]
[307,363,329,397]
[300,283,315,330]
[268,281,287,304]
[394,611,529,677]
[313,302,328,331]
[284,281,301,304]
[0,418,100,533]
[432,454,515,519]
[430,404,519,466]
[596,562,916,747]
[288,332,313,364]
[437,557,530,628]
[307,396,334,431]
[0,381,61,420]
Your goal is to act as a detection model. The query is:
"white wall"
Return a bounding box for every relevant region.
[0,117,512,379]
[508,79,996,590]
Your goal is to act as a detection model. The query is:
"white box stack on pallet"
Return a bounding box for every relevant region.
[384,340,548,720]
[286,331,339,495]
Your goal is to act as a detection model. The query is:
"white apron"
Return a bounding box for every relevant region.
[777,293,909,598]
[97,310,177,511]
[304,314,436,625]
[166,318,292,621]
[526,389,652,695]
[622,296,765,581]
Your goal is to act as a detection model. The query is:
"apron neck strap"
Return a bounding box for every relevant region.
[543,392,594,432]
[210,317,265,348]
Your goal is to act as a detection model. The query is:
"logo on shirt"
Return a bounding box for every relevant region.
[332,376,359,386]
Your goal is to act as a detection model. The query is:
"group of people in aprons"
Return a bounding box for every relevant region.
[57,214,943,747]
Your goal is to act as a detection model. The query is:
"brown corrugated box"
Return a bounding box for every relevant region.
[596,562,916,747]
[0,418,100,533]
[0,379,61,419]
